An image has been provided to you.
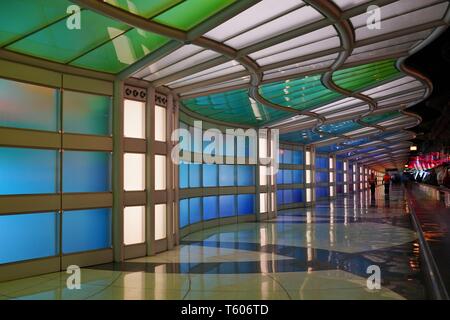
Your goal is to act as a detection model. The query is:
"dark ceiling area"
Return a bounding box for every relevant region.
[405,28,450,154]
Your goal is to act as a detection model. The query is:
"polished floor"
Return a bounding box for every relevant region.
[0,186,426,300]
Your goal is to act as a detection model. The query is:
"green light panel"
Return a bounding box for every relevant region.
[182,89,290,126]
[7,11,129,63]
[333,59,401,92]
[259,74,341,111]
[0,0,71,46]
[70,28,170,73]
[361,111,402,125]
[152,0,236,31]
[105,0,237,31]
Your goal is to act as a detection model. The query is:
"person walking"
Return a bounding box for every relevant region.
[383,172,391,195]
[369,172,376,196]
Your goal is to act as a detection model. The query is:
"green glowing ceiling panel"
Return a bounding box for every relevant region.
[105,0,237,31]
[259,74,341,111]
[361,111,402,125]
[153,0,236,31]
[104,0,183,19]
[7,11,129,63]
[70,28,170,73]
[333,59,400,92]
[0,0,71,46]
[182,89,290,126]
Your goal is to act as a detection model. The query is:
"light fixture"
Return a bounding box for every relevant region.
[410,146,417,151]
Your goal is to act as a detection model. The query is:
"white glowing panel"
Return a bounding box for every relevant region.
[124,206,145,245]
[271,192,275,212]
[306,170,311,184]
[154,105,166,142]
[344,184,348,193]
[306,151,311,165]
[306,188,311,202]
[260,166,267,186]
[329,172,334,183]
[154,204,167,240]
[260,193,267,213]
[155,155,166,190]
[329,157,333,169]
[124,99,145,139]
[124,153,145,191]
[330,186,334,196]
[344,161,348,171]
[259,135,267,158]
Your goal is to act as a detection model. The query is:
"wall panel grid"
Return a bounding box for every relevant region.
[177,115,258,233]
[0,75,113,273]
[276,145,306,209]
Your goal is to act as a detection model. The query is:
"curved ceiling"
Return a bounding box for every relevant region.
[0,0,449,170]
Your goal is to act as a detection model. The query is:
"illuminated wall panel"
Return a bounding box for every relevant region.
[124,99,145,139]
[154,204,167,240]
[0,147,58,195]
[203,196,218,220]
[0,78,58,131]
[189,163,201,188]
[179,199,189,228]
[124,206,145,245]
[124,153,145,191]
[259,193,267,213]
[237,165,255,186]
[0,212,59,264]
[189,197,202,224]
[63,151,111,193]
[237,194,255,215]
[154,154,167,190]
[63,91,112,136]
[219,195,235,218]
[154,105,166,142]
[62,208,112,254]
[203,164,218,187]
[219,164,235,186]
[179,161,189,189]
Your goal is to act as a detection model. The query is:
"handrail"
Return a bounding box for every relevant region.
[405,186,450,300]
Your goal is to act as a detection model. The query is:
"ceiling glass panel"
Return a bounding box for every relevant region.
[333,59,401,92]
[319,120,362,135]
[143,50,221,81]
[179,76,251,97]
[256,37,341,66]
[152,0,237,31]
[361,111,401,125]
[7,11,129,63]
[224,5,323,49]
[262,53,338,81]
[249,26,338,62]
[352,1,448,41]
[332,0,371,10]
[204,0,304,42]
[259,74,341,111]
[103,0,183,18]
[167,61,245,88]
[0,0,71,46]
[134,44,203,79]
[181,89,290,126]
[70,29,170,73]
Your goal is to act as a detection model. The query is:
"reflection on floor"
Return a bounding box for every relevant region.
[0,186,426,300]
